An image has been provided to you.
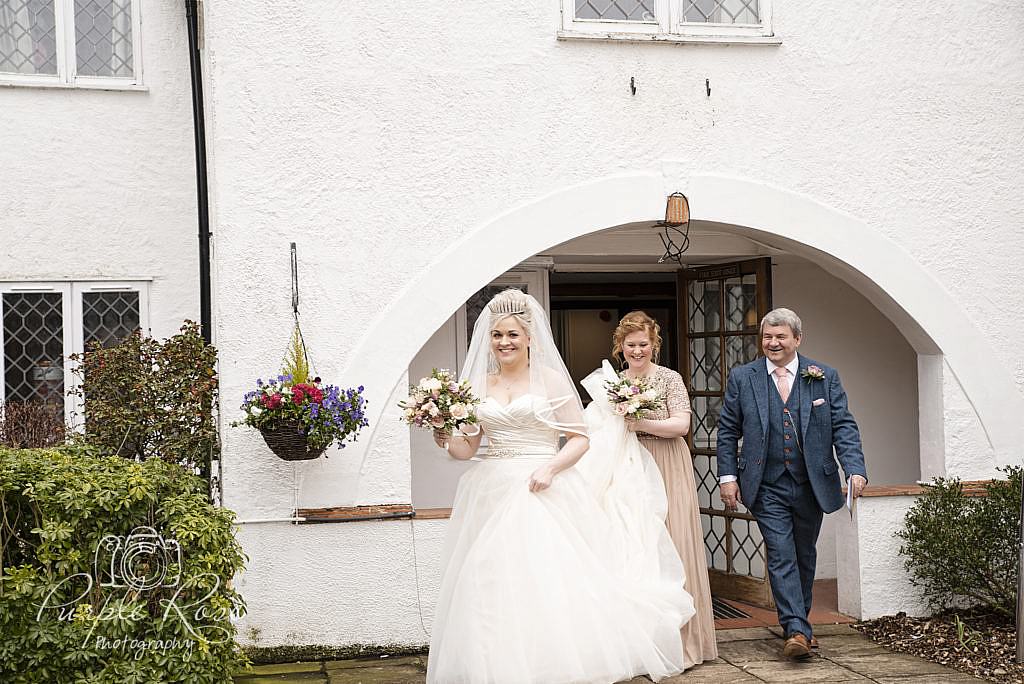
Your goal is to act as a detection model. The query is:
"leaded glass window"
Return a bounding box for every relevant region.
[0,283,147,421]
[0,0,57,75]
[83,290,140,348]
[0,0,140,84]
[2,292,64,404]
[682,0,759,24]
[74,0,133,77]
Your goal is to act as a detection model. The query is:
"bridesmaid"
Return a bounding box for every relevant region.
[614,311,718,667]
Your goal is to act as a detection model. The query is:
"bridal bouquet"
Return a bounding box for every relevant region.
[399,368,480,436]
[605,374,664,418]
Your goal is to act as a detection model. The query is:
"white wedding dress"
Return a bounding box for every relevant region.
[426,392,695,684]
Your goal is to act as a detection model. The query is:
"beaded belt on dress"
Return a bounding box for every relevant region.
[482,447,554,459]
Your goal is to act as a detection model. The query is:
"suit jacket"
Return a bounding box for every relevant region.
[716,354,867,514]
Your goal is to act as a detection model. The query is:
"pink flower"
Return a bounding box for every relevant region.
[613,403,628,416]
[431,416,445,428]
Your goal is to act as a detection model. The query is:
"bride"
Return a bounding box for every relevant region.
[426,289,694,684]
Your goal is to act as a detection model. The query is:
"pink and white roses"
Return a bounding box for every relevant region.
[399,368,480,435]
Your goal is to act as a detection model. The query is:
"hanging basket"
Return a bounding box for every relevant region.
[259,421,327,461]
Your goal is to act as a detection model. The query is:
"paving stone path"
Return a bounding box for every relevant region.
[234,625,984,683]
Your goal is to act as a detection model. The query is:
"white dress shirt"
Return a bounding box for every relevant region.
[720,356,800,484]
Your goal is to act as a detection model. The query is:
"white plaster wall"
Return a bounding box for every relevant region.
[0,1,198,338]
[205,0,1024,641]
[234,519,445,647]
[207,0,1022,515]
[942,358,1000,481]
[837,496,930,620]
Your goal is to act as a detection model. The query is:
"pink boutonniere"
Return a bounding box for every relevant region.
[801,365,825,383]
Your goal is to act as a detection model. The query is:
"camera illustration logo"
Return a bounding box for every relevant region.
[94,526,182,591]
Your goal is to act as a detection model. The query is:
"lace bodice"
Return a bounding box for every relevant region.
[636,365,690,439]
[641,365,691,420]
[476,394,559,459]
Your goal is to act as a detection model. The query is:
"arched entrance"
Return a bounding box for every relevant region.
[344,169,1024,475]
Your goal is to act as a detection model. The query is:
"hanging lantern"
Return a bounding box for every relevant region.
[664,192,689,226]
[657,192,691,264]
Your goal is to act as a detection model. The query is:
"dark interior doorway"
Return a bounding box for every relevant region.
[549,272,678,403]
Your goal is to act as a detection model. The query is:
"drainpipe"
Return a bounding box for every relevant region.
[185,0,212,346]
[185,0,217,499]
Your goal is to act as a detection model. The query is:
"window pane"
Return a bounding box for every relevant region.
[2,292,64,404]
[0,0,57,75]
[688,279,721,333]
[724,274,757,331]
[575,0,656,22]
[689,336,722,392]
[82,290,139,347]
[75,0,132,77]
[682,0,759,24]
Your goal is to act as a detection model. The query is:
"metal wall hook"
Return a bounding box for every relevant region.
[630,76,637,96]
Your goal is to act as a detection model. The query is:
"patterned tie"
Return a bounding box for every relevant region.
[774,366,790,403]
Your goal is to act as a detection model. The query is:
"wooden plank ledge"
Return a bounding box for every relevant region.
[845,480,993,498]
[298,504,414,523]
[414,508,453,520]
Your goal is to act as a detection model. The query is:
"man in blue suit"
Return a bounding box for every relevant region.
[717,308,867,659]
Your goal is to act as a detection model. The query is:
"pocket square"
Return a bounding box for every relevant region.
[812,398,826,407]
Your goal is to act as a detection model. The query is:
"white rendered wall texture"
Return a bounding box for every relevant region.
[206,1,1024,642]
[1,1,198,338]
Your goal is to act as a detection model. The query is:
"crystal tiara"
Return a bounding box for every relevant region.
[488,297,528,316]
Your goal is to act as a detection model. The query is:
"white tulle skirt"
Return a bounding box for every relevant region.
[426,457,693,684]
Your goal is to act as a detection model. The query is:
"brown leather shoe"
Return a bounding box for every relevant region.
[782,633,812,659]
[810,635,819,650]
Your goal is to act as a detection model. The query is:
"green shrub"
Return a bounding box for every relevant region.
[68,322,218,478]
[897,466,1022,617]
[0,446,249,683]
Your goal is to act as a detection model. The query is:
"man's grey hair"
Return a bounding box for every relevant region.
[760,308,802,337]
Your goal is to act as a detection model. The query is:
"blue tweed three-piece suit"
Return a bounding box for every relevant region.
[716,354,867,640]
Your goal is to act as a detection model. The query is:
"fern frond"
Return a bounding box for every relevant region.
[282,324,310,385]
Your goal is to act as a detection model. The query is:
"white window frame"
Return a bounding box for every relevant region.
[0,0,145,90]
[0,280,150,427]
[559,0,778,44]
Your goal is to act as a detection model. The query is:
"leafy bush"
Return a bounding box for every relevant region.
[897,466,1022,617]
[0,401,66,449]
[0,446,249,683]
[69,322,218,477]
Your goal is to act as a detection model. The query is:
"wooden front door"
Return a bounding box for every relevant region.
[678,258,774,608]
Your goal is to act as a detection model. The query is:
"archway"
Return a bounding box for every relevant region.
[344,170,1023,472]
